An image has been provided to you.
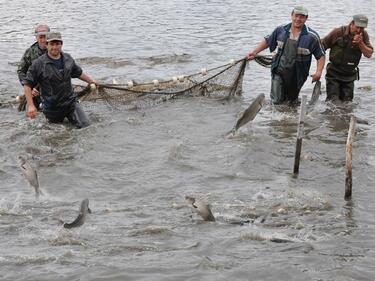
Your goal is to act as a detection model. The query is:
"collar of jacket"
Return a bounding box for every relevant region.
[45,52,65,63]
[31,41,47,52]
[283,23,308,36]
[343,24,352,36]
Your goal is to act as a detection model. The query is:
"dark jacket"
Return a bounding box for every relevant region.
[17,42,47,85]
[265,23,325,90]
[23,52,83,111]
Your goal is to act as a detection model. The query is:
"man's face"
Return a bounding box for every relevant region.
[350,23,364,35]
[291,13,308,29]
[36,34,47,49]
[47,41,63,57]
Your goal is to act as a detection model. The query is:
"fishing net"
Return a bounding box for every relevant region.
[12,55,272,110]
[76,58,248,108]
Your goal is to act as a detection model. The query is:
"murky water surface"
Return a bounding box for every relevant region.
[1,1,375,280]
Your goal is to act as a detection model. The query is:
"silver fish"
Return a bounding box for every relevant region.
[308,81,321,107]
[63,199,92,229]
[231,93,265,133]
[17,156,41,198]
[185,196,215,222]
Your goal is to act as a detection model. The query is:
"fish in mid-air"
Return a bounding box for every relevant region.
[228,93,265,135]
[61,199,92,229]
[17,156,42,198]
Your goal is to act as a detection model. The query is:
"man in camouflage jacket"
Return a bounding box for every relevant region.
[17,24,50,110]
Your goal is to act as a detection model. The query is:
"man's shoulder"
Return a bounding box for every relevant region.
[322,26,346,43]
[23,42,43,61]
[363,29,371,38]
[62,52,74,60]
[304,26,320,37]
[362,30,372,47]
[28,42,41,54]
[274,23,291,32]
[37,53,49,61]
[31,53,49,67]
[302,26,324,43]
[267,23,290,39]
[22,42,36,55]
[62,52,78,64]
[329,26,346,36]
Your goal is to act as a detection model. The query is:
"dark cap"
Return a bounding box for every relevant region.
[34,24,50,36]
[46,32,63,42]
[353,14,368,28]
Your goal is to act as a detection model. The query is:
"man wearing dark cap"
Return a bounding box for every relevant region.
[246,6,325,104]
[17,24,50,110]
[23,32,97,128]
[322,14,373,101]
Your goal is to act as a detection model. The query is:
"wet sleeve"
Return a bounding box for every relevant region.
[363,31,373,50]
[70,59,83,78]
[321,28,339,50]
[265,27,279,52]
[23,60,40,88]
[17,49,32,85]
[312,35,326,60]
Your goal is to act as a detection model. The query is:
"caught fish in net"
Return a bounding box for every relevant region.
[12,55,272,110]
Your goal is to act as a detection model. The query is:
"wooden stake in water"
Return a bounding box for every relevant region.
[345,115,356,200]
[293,95,307,174]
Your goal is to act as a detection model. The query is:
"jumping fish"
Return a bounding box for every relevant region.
[185,196,215,222]
[229,93,265,134]
[308,81,321,107]
[17,156,42,198]
[62,199,92,229]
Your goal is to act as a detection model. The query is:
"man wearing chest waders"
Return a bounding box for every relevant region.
[23,32,97,128]
[17,24,50,111]
[246,6,326,105]
[321,14,373,102]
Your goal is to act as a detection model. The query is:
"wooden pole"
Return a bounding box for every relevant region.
[345,115,356,200]
[293,95,307,174]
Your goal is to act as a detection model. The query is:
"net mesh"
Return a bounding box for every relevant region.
[76,58,248,108]
[10,55,272,110]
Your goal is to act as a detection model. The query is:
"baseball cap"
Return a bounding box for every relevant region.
[46,32,63,42]
[293,6,308,16]
[353,14,368,28]
[34,24,50,36]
